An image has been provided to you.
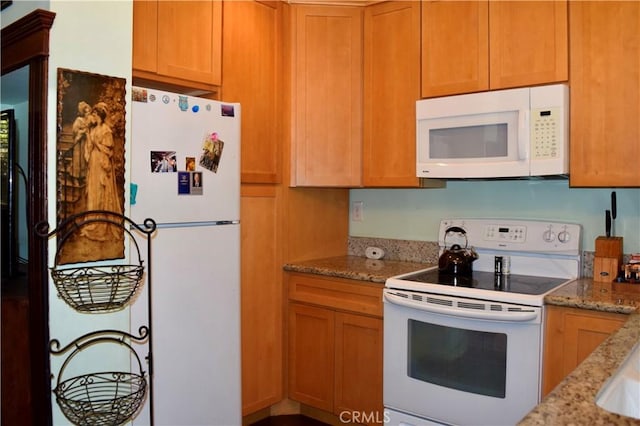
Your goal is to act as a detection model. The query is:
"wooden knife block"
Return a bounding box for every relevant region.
[593,236,623,282]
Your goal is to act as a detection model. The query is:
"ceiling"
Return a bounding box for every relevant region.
[1,65,29,106]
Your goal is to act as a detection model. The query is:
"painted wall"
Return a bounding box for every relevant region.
[44,1,133,424]
[350,180,640,255]
[0,0,48,26]
[3,2,134,423]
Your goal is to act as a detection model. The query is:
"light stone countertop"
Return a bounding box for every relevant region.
[283,255,433,283]
[283,257,640,425]
[545,278,640,314]
[519,279,640,425]
[518,312,640,425]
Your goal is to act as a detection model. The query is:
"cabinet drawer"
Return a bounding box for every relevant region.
[287,273,383,317]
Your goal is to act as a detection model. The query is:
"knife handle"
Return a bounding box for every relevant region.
[605,210,611,237]
[611,191,617,220]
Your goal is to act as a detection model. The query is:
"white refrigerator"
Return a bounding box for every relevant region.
[129,87,241,426]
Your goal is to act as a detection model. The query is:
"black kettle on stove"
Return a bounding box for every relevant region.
[438,226,478,276]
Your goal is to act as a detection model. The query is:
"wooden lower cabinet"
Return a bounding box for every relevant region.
[289,303,335,411]
[334,312,383,419]
[542,305,626,397]
[241,189,349,417]
[287,273,383,425]
[241,185,283,415]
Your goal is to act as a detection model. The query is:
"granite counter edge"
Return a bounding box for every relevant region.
[283,264,388,283]
[518,313,640,425]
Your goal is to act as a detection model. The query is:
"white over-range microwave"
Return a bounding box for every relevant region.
[416,84,569,179]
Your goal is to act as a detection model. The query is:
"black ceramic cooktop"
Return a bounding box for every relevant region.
[404,269,569,295]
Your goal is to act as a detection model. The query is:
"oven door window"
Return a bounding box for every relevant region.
[408,320,507,398]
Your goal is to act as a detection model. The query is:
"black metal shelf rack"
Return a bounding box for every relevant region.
[37,210,156,426]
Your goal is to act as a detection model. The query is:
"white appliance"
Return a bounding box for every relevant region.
[129,87,241,426]
[416,84,569,179]
[384,218,581,426]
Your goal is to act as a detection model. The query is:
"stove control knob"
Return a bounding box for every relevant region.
[543,229,556,242]
[558,230,571,243]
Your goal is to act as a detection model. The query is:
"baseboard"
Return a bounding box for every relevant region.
[300,405,343,426]
[270,398,302,416]
[243,407,271,426]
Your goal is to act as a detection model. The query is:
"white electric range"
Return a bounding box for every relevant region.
[383,218,582,426]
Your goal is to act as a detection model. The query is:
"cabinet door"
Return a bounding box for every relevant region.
[292,5,363,187]
[569,1,640,187]
[334,312,383,424]
[363,1,421,187]
[240,185,283,415]
[421,1,489,97]
[289,303,335,412]
[489,1,568,89]
[156,1,222,85]
[223,0,282,184]
[132,0,157,73]
[542,305,626,397]
[561,310,625,378]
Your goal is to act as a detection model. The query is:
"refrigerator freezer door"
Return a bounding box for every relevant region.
[130,88,240,224]
[131,223,241,426]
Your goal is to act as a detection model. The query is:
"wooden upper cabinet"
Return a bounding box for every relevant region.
[569,1,640,187]
[421,1,489,97]
[363,1,421,187]
[290,5,363,187]
[222,0,281,184]
[489,1,568,89]
[421,0,568,98]
[133,0,222,90]
[132,0,158,74]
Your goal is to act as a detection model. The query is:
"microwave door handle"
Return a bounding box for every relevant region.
[384,291,538,322]
[519,109,530,160]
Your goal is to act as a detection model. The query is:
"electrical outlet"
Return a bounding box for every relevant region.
[352,201,364,222]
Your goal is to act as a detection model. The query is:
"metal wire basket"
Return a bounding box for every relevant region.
[54,371,147,426]
[50,328,150,426]
[51,264,144,313]
[37,211,156,313]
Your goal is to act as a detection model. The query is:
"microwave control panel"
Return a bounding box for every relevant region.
[531,107,561,159]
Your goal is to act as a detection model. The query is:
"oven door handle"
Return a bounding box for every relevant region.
[384,292,539,322]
